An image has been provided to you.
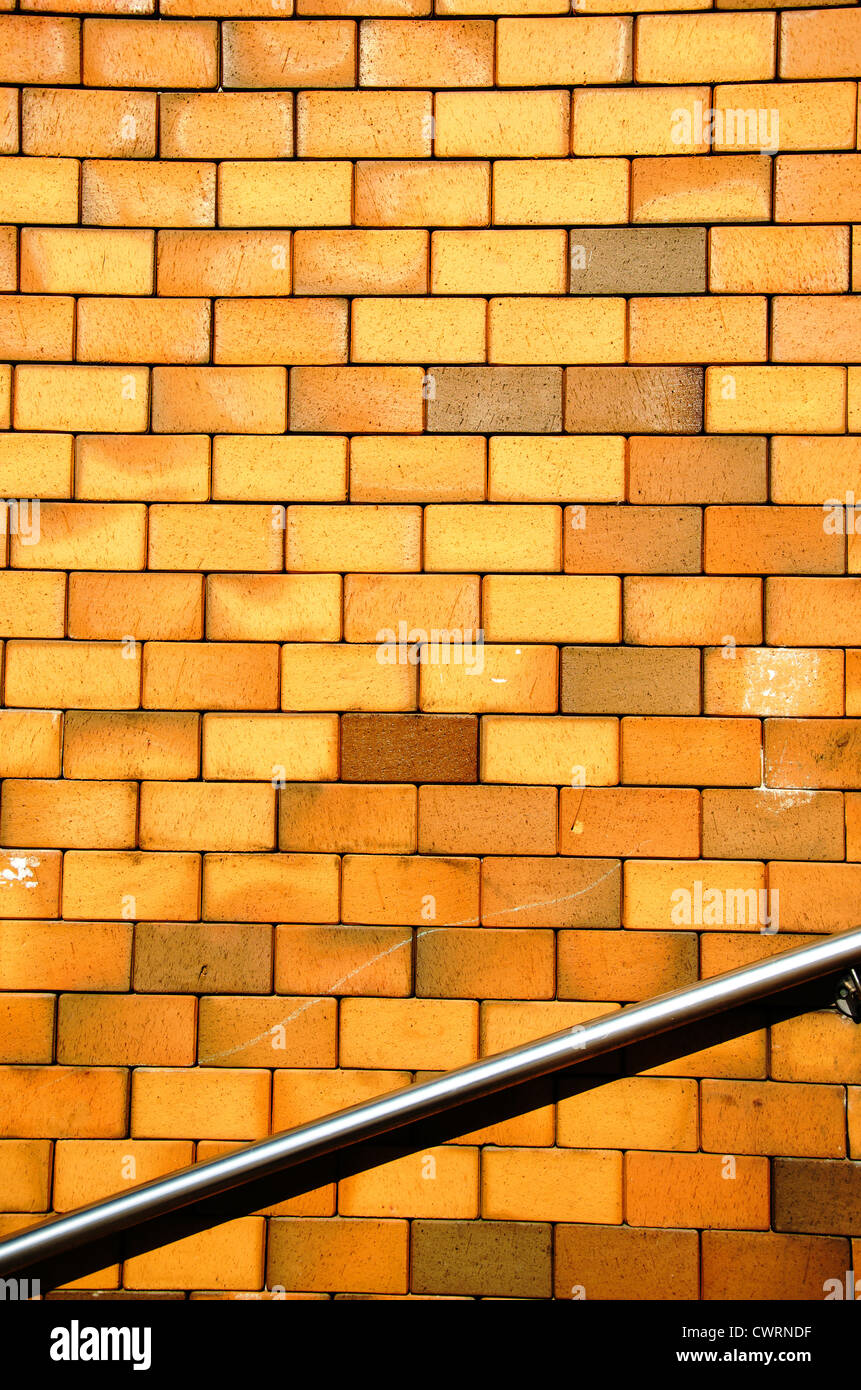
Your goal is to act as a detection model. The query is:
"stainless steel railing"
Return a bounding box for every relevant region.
[1,924,860,1279]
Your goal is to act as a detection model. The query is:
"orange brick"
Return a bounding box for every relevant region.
[555,1225,699,1302]
[68,573,203,641]
[710,225,849,293]
[215,298,347,365]
[15,501,147,570]
[355,160,490,227]
[124,1219,265,1292]
[281,643,415,712]
[0,16,80,84]
[212,436,345,502]
[360,19,492,86]
[418,786,556,856]
[82,157,215,226]
[558,1076,698,1150]
[767,578,861,647]
[219,162,352,228]
[22,228,154,295]
[565,505,701,575]
[416,926,554,999]
[702,1230,851,1301]
[15,365,148,433]
[288,503,421,570]
[0,710,62,778]
[702,1080,845,1158]
[143,641,279,710]
[57,994,196,1066]
[705,504,842,574]
[82,18,218,88]
[497,17,631,85]
[436,91,569,158]
[630,296,766,363]
[627,1151,770,1229]
[295,231,427,295]
[198,996,336,1067]
[77,297,210,364]
[272,1068,410,1132]
[339,998,477,1068]
[131,1067,269,1139]
[558,929,696,1001]
[559,787,700,858]
[0,1139,52,1211]
[775,154,861,222]
[764,718,861,790]
[420,645,557,714]
[624,576,762,645]
[62,851,200,921]
[632,155,771,223]
[53,1139,193,1211]
[344,573,479,639]
[223,19,355,88]
[0,1065,128,1138]
[298,91,430,157]
[489,297,624,365]
[139,782,276,851]
[206,575,341,642]
[0,995,54,1064]
[202,853,339,923]
[267,1217,408,1296]
[483,1148,622,1223]
[0,295,74,360]
[4,640,141,710]
[636,13,775,82]
[425,504,561,572]
[280,783,414,853]
[342,852,478,926]
[483,855,620,928]
[714,82,856,153]
[340,1145,479,1218]
[0,574,66,639]
[773,296,861,364]
[0,434,73,499]
[573,85,709,157]
[622,716,760,786]
[157,230,293,296]
[22,88,156,158]
[0,779,137,849]
[63,711,199,780]
[0,849,61,918]
[771,1011,861,1085]
[771,437,861,504]
[0,920,131,991]
[705,645,844,717]
[274,924,412,996]
[780,8,861,80]
[149,504,282,573]
[289,369,423,434]
[624,859,767,931]
[767,862,861,934]
[152,367,286,434]
[161,92,293,159]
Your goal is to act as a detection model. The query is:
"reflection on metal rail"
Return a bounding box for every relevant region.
[1,924,860,1277]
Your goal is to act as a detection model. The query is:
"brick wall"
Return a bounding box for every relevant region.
[0,2,860,1301]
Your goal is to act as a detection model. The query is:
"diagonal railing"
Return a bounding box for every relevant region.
[1,924,860,1280]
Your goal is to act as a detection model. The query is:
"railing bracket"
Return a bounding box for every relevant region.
[834,967,861,1022]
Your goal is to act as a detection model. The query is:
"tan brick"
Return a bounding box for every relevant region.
[203,713,338,781]
[139,782,276,852]
[157,230,292,296]
[565,367,703,433]
[425,505,561,571]
[282,645,416,712]
[355,159,490,227]
[223,19,355,88]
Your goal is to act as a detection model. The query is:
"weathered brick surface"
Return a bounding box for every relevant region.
[0,0,857,1306]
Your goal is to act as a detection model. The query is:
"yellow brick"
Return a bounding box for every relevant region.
[3,640,140,710]
[489,297,625,365]
[139,782,276,851]
[435,91,569,157]
[131,1068,269,1139]
[82,18,218,89]
[713,82,856,153]
[343,573,479,640]
[0,16,80,86]
[148,504,283,571]
[0,711,62,778]
[0,157,78,223]
[0,850,62,918]
[492,158,629,226]
[298,91,431,158]
[218,162,352,228]
[558,1076,698,1149]
[0,434,72,498]
[497,17,631,86]
[202,713,339,780]
[432,231,566,294]
[351,298,486,364]
[77,298,211,364]
[157,229,293,295]
[420,645,558,714]
[349,436,485,503]
[281,644,415,712]
[14,366,149,433]
[340,998,478,1069]
[0,574,66,639]
[572,86,710,156]
[339,1145,479,1218]
[202,852,339,924]
[75,435,210,504]
[482,575,621,642]
[424,504,561,571]
[287,504,421,571]
[21,228,154,295]
[481,715,619,785]
[12,501,146,570]
[709,225,849,294]
[705,366,846,433]
[82,158,215,228]
[635,13,776,82]
[124,1218,265,1292]
[223,18,355,88]
[62,851,200,920]
[488,436,625,502]
[212,435,346,502]
[482,1147,622,1223]
[625,859,766,930]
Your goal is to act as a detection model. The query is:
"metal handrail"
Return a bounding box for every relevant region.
[1,924,860,1278]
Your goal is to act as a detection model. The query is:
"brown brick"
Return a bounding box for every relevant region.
[268,1217,408,1296]
[569,227,706,295]
[558,929,697,1002]
[133,921,272,995]
[565,505,701,574]
[274,925,412,998]
[773,1159,861,1236]
[340,713,477,783]
[482,857,620,928]
[628,436,767,504]
[702,788,844,859]
[565,367,703,433]
[410,1219,551,1299]
[416,927,554,999]
[418,786,556,856]
[702,1230,850,1300]
[426,367,562,434]
[555,1225,699,1301]
[561,647,700,716]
